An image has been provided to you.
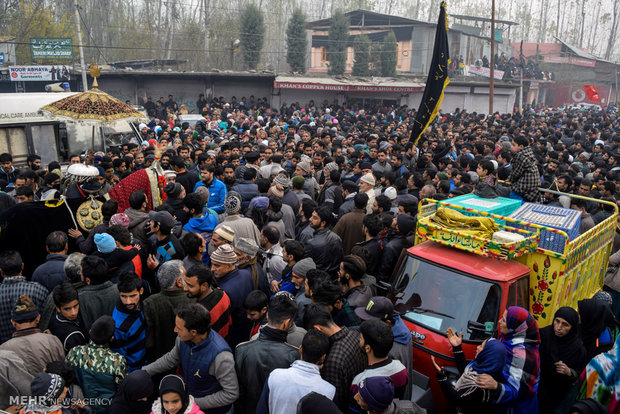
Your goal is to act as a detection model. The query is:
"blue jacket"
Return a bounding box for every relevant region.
[111,301,147,371]
[32,254,68,292]
[194,178,227,214]
[179,330,232,413]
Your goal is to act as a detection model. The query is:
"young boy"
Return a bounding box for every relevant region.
[111,272,147,372]
[49,283,88,352]
[243,290,268,337]
[477,159,496,186]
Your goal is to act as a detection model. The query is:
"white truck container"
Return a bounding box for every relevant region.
[0,92,137,166]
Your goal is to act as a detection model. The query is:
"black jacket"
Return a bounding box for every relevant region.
[304,228,343,274]
[379,234,410,282]
[48,311,88,352]
[234,326,298,414]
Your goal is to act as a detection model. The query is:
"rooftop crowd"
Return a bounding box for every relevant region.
[0,94,619,414]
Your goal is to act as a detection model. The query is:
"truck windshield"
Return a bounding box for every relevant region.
[391,254,501,342]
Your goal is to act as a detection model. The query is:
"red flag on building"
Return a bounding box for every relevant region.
[583,85,601,101]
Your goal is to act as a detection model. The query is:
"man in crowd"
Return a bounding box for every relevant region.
[143,303,239,412]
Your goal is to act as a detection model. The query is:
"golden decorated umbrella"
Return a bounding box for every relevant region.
[39,63,147,149]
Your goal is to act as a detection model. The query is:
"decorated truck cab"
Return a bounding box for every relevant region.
[389,194,618,412]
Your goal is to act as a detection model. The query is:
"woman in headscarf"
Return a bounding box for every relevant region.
[431,328,507,414]
[578,334,620,413]
[477,306,541,413]
[151,374,204,414]
[538,307,587,413]
[108,369,154,414]
[579,298,618,360]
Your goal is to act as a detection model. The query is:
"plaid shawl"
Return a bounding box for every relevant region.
[500,306,541,398]
[509,146,540,202]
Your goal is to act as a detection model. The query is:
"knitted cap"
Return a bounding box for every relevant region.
[273,173,291,188]
[292,175,305,189]
[94,233,116,254]
[211,244,238,265]
[235,237,259,257]
[214,225,235,243]
[110,213,130,228]
[358,376,394,412]
[225,192,241,215]
[360,173,375,186]
[292,258,316,278]
[325,162,339,172]
[164,182,183,198]
[12,294,39,323]
[297,160,311,173]
[31,373,65,406]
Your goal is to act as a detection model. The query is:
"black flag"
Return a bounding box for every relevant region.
[410,1,450,145]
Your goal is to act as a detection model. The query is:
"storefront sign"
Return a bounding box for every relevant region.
[543,56,595,67]
[274,80,422,93]
[9,66,71,81]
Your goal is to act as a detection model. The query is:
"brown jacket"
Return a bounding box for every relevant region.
[333,208,367,255]
[0,328,65,376]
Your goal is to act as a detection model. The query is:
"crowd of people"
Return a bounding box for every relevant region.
[0,94,620,414]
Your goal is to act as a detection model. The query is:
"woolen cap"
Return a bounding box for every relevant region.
[110,212,130,227]
[297,160,311,173]
[211,244,238,265]
[214,225,235,243]
[235,237,259,257]
[31,373,65,406]
[12,294,39,323]
[292,257,316,278]
[94,233,116,254]
[358,376,394,412]
[225,192,242,215]
[292,175,305,189]
[274,173,291,188]
[360,173,375,186]
[164,182,183,198]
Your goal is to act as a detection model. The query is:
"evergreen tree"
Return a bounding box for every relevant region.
[286,9,308,73]
[239,3,265,70]
[352,33,371,76]
[327,9,349,76]
[381,31,398,77]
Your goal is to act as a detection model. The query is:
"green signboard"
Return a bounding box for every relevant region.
[30,38,73,61]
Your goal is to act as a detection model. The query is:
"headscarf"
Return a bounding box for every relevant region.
[108,370,154,414]
[579,298,617,360]
[538,307,588,408]
[540,307,587,373]
[500,306,540,397]
[455,338,506,398]
[580,334,620,412]
[152,375,191,414]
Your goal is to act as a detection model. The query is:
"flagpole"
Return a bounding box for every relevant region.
[489,0,495,115]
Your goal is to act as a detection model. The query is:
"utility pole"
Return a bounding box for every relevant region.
[74,0,88,91]
[489,0,495,115]
[519,67,523,113]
